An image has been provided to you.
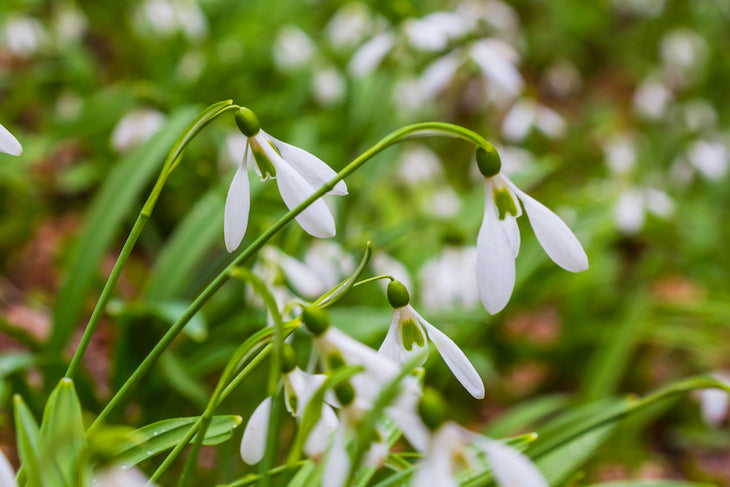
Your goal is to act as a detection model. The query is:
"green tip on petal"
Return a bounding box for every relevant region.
[418,387,447,431]
[476,146,501,178]
[281,344,298,374]
[234,107,261,137]
[387,280,410,308]
[334,380,355,406]
[493,187,519,220]
[301,305,330,336]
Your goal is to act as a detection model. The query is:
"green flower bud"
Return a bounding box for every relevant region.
[334,380,355,406]
[476,146,501,178]
[281,344,298,374]
[234,107,261,137]
[418,388,447,431]
[301,305,330,336]
[387,280,410,308]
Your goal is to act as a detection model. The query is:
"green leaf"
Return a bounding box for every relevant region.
[14,395,65,487]
[584,482,716,487]
[160,352,210,409]
[49,106,199,350]
[0,352,35,378]
[108,299,208,341]
[111,415,242,468]
[484,394,570,438]
[314,241,373,308]
[39,378,86,485]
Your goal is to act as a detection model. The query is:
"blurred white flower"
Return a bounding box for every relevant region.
[94,466,156,487]
[680,99,717,133]
[602,133,637,176]
[413,421,547,487]
[612,0,665,17]
[177,50,206,83]
[326,2,374,48]
[0,123,22,156]
[456,0,520,38]
[398,145,443,187]
[0,448,17,487]
[111,109,165,153]
[1,16,47,59]
[313,67,346,106]
[224,112,347,251]
[698,373,730,426]
[135,0,208,41]
[348,31,396,77]
[660,28,707,86]
[419,246,479,312]
[273,26,315,72]
[53,5,88,44]
[428,188,461,217]
[633,78,673,120]
[687,140,728,181]
[393,77,430,113]
[54,91,83,121]
[542,59,582,98]
[613,187,674,234]
[371,252,413,291]
[501,99,566,142]
[405,12,471,52]
[476,151,588,314]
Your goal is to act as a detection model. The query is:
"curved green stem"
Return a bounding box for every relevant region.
[89,121,493,428]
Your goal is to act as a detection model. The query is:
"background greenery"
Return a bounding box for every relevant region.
[1,0,729,485]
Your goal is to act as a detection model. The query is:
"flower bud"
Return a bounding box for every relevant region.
[281,343,298,374]
[234,107,261,137]
[334,380,355,406]
[387,280,410,308]
[476,146,501,178]
[301,305,330,336]
[418,388,447,431]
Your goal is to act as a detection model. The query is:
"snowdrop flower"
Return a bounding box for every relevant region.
[412,389,547,487]
[613,187,674,234]
[379,281,484,399]
[135,0,207,41]
[398,145,443,187]
[53,5,88,44]
[111,109,165,153]
[419,245,479,312]
[474,147,588,314]
[0,123,22,156]
[633,78,673,120]
[273,26,315,72]
[404,12,471,52]
[0,449,17,487]
[602,133,637,176]
[541,59,582,98]
[313,67,346,106]
[371,251,413,292]
[326,3,374,48]
[94,465,156,487]
[241,345,338,464]
[697,372,730,426]
[501,99,566,142]
[456,0,520,38]
[660,28,707,86]
[224,107,348,252]
[687,140,728,181]
[348,31,396,77]
[1,16,46,59]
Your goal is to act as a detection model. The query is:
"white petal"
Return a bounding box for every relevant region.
[377,308,428,366]
[500,214,520,258]
[278,252,327,298]
[413,446,457,487]
[0,122,22,156]
[265,132,347,196]
[240,397,272,465]
[258,137,336,238]
[477,181,516,314]
[304,404,339,459]
[348,32,395,77]
[506,179,588,272]
[470,40,523,96]
[501,100,537,142]
[224,161,251,252]
[0,449,17,487]
[389,405,430,452]
[479,440,548,487]
[415,308,484,399]
[699,388,729,426]
[94,466,155,487]
[323,427,350,487]
[419,52,462,97]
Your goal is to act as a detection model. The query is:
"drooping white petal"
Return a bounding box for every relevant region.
[240,397,272,465]
[477,181,517,314]
[348,32,395,77]
[414,309,484,399]
[699,387,729,426]
[388,403,430,452]
[265,132,348,195]
[469,39,523,96]
[224,158,251,252]
[94,466,155,487]
[501,100,537,142]
[304,404,339,459]
[364,439,389,467]
[478,439,548,487]
[377,308,428,366]
[0,123,22,156]
[324,328,400,383]
[0,449,17,487]
[257,136,336,238]
[323,426,350,487]
[413,442,457,487]
[506,178,588,272]
[419,52,462,97]
[500,214,520,259]
[277,251,327,299]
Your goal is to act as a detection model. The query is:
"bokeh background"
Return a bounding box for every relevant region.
[1,0,729,485]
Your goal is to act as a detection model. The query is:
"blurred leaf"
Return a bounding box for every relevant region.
[484,394,570,438]
[108,299,208,341]
[111,415,242,468]
[160,352,209,409]
[0,352,35,378]
[50,106,199,350]
[584,482,715,487]
[14,394,65,487]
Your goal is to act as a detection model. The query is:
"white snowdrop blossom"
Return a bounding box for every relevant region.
[404,12,470,52]
[93,466,157,487]
[697,373,730,426]
[613,187,674,234]
[371,252,413,291]
[53,5,88,44]
[633,78,673,120]
[0,449,17,487]
[474,148,588,314]
[379,281,484,399]
[348,31,396,77]
[501,99,566,142]
[413,421,547,487]
[455,0,520,38]
[419,246,479,312]
[660,29,707,84]
[273,26,315,72]
[398,145,443,187]
[680,99,717,133]
[687,140,728,181]
[111,109,165,153]
[602,133,637,176]
[325,2,374,48]
[224,108,348,252]
[542,59,582,98]
[0,123,22,156]
[313,67,346,106]
[240,367,338,464]
[1,16,46,59]
[135,0,208,41]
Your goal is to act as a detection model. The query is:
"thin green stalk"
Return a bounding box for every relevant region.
[90,121,494,429]
[214,461,307,487]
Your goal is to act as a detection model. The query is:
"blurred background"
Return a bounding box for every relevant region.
[1,0,729,485]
